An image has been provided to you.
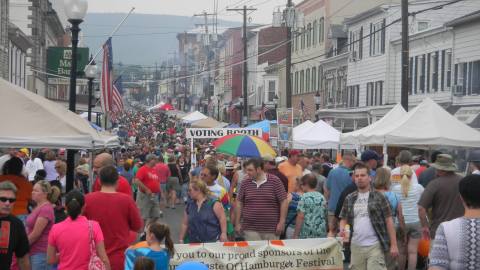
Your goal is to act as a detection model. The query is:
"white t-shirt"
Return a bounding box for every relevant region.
[352,192,378,247]
[390,166,419,188]
[25,158,44,181]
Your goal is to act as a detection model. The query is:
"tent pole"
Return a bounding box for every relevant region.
[383,140,388,168]
[89,151,94,193]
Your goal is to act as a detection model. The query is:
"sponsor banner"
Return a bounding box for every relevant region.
[126,238,343,270]
[186,128,263,139]
[277,109,294,126]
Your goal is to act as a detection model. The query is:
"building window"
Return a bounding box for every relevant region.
[444,49,452,89]
[295,71,299,94]
[419,54,426,93]
[370,20,385,56]
[301,27,306,49]
[307,23,312,48]
[312,67,317,92]
[268,80,276,101]
[347,85,360,108]
[313,20,317,46]
[456,61,480,95]
[318,66,323,91]
[366,81,383,106]
[306,68,311,92]
[417,21,429,32]
[432,52,439,91]
[350,27,363,60]
[375,81,383,105]
[366,82,374,106]
[300,70,305,93]
[295,29,300,51]
[319,18,325,43]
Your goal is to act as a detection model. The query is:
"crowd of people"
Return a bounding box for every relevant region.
[1,109,480,270]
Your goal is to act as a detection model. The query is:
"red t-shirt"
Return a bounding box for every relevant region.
[136,165,160,193]
[93,175,132,196]
[83,192,142,270]
[154,162,171,184]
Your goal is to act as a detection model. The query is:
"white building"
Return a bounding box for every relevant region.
[332,0,480,131]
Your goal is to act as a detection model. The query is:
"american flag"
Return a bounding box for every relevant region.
[101,38,123,114]
[300,99,312,121]
[260,103,269,120]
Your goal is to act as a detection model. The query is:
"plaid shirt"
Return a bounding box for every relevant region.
[340,190,392,251]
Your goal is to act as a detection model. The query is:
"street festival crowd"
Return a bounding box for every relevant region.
[1,109,480,270]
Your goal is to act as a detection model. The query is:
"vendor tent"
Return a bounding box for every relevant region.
[182,111,208,123]
[292,120,315,139]
[190,117,221,128]
[385,98,480,148]
[341,104,407,145]
[147,101,165,111]
[0,79,118,149]
[247,120,273,133]
[293,120,354,149]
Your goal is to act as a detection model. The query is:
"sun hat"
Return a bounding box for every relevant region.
[430,154,457,172]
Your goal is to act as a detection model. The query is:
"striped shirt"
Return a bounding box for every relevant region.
[238,173,287,233]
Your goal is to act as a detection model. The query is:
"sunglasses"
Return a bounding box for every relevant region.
[0,197,16,203]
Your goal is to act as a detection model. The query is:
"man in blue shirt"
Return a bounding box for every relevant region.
[325,153,354,236]
[360,150,381,180]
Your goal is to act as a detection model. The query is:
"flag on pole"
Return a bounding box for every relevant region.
[260,103,269,120]
[111,75,124,113]
[300,99,312,121]
[100,38,113,113]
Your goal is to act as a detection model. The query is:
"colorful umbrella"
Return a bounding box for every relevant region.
[212,134,277,158]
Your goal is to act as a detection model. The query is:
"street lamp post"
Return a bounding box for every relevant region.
[84,57,98,122]
[65,0,88,192]
[217,95,221,121]
[239,97,244,127]
[273,94,279,120]
[314,91,321,121]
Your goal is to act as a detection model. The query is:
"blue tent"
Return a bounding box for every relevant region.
[247,120,276,133]
[226,123,240,128]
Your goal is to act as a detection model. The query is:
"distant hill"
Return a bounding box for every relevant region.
[82,13,239,66]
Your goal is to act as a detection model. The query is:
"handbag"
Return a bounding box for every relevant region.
[88,221,107,270]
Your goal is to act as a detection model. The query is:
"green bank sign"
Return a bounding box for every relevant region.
[47,47,89,77]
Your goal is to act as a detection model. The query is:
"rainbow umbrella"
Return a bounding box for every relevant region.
[212,134,277,158]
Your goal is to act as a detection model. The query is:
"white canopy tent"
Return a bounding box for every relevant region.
[292,120,315,140]
[341,104,407,146]
[0,79,119,149]
[385,98,480,148]
[293,120,354,149]
[182,111,208,123]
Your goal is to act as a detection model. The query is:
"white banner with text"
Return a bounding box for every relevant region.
[186,128,263,139]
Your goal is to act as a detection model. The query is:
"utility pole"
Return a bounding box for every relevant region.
[194,11,217,114]
[401,0,409,111]
[286,0,293,109]
[184,31,188,111]
[227,5,257,126]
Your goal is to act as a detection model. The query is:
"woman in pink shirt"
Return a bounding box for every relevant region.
[27,180,55,269]
[47,190,110,270]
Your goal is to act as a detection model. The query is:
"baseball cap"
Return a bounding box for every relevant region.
[361,150,380,162]
[275,156,287,164]
[263,154,275,162]
[289,149,301,156]
[19,148,29,156]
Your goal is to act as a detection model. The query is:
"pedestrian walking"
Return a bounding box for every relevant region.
[0,181,30,270]
[166,156,182,209]
[418,154,464,239]
[391,165,424,270]
[93,153,133,196]
[283,177,303,239]
[339,163,399,270]
[429,174,480,270]
[264,154,288,192]
[83,166,142,270]
[325,153,355,236]
[179,180,227,243]
[278,150,303,192]
[0,156,33,218]
[27,180,55,270]
[235,158,288,241]
[47,190,110,270]
[125,222,174,270]
[43,151,58,182]
[293,174,328,239]
[135,154,161,225]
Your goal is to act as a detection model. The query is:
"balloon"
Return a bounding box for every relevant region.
[176,262,209,270]
[418,238,430,257]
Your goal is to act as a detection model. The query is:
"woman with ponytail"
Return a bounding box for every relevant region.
[125,222,174,270]
[47,190,110,270]
[27,180,55,269]
[391,165,425,270]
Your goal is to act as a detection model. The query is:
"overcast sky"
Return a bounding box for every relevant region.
[87,0,289,25]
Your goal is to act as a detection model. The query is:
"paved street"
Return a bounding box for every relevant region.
[159,204,185,243]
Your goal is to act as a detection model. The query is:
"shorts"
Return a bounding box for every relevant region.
[167,177,181,193]
[136,191,161,220]
[160,183,167,193]
[404,222,422,239]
